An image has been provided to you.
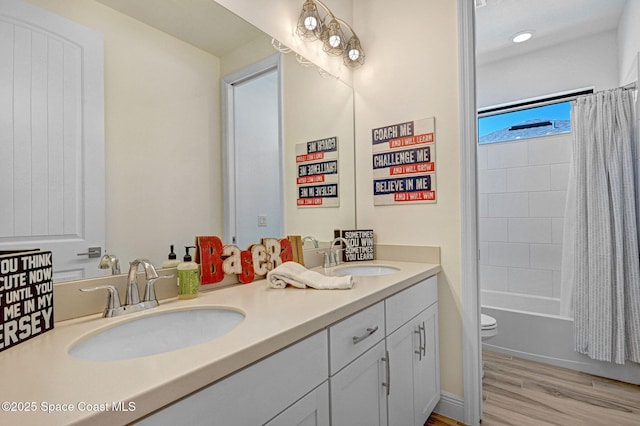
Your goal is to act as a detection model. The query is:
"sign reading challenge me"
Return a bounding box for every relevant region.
[371,117,436,205]
[296,136,340,207]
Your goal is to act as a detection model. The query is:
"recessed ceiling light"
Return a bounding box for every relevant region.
[512,31,533,43]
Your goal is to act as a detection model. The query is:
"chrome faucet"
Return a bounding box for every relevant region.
[81,258,173,317]
[98,253,121,275]
[323,237,352,268]
[302,235,319,248]
[125,258,158,305]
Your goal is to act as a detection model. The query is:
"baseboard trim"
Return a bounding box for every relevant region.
[434,391,465,423]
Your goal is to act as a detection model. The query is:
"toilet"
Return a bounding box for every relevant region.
[481,314,498,340]
[481,314,498,378]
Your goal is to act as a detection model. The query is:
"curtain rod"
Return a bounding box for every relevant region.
[621,81,637,90]
[478,89,593,118]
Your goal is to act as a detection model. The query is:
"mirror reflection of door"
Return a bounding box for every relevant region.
[223,54,283,248]
[0,0,105,282]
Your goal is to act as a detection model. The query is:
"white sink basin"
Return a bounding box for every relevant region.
[333,265,399,277]
[69,308,244,361]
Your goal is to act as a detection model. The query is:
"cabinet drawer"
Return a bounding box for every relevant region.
[329,302,385,375]
[386,275,437,334]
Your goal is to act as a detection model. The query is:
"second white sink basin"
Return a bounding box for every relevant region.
[333,265,399,277]
[69,308,244,361]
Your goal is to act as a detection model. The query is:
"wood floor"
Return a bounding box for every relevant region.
[426,350,640,426]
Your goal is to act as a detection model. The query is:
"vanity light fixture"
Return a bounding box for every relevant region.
[296,0,365,68]
[512,31,533,43]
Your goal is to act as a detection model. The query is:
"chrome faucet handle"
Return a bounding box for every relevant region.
[143,275,174,307]
[329,237,351,266]
[80,285,122,318]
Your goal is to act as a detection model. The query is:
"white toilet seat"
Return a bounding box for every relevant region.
[481,314,497,339]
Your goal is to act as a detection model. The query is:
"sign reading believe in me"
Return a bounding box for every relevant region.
[372,117,436,205]
[296,136,340,208]
[0,250,54,352]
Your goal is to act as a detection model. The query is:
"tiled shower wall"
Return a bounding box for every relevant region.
[478,133,571,302]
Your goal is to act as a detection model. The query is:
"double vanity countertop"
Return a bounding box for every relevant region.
[0,259,440,425]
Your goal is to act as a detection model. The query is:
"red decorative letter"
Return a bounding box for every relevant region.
[238,249,255,283]
[197,236,225,284]
[279,238,293,263]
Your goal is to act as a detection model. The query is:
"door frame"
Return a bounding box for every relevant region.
[457,0,482,424]
[221,53,284,246]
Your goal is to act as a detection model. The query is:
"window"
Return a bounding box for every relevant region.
[477,89,592,145]
[478,101,571,144]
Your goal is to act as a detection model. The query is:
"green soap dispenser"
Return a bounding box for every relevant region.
[162,245,181,268]
[177,246,199,299]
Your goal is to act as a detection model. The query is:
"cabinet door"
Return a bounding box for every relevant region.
[264,382,329,426]
[330,340,388,426]
[414,303,440,425]
[386,316,419,426]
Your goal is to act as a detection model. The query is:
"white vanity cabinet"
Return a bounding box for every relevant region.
[135,275,438,426]
[136,331,329,426]
[386,276,440,426]
[328,275,439,426]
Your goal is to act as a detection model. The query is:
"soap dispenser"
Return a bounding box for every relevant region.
[177,246,199,299]
[161,245,181,268]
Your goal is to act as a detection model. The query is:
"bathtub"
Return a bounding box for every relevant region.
[482,290,640,385]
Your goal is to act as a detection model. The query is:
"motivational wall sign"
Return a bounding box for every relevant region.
[296,136,340,208]
[0,251,54,352]
[372,117,437,205]
[341,230,374,262]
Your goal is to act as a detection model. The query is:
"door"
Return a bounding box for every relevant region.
[222,54,283,248]
[414,304,440,424]
[0,0,105,282]
[387,315,419,426]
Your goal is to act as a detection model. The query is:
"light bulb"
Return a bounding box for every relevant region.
[348,48,360,61]
[512,31,532,43]
[304,16,318,31]
[329,34,341,48]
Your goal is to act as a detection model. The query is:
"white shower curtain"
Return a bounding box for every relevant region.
[561,87,640,364]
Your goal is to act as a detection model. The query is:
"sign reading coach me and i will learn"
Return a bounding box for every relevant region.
[296,136,339,208]
[372,117,436,205]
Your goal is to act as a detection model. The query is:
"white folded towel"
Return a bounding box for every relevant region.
[267,261,353,290]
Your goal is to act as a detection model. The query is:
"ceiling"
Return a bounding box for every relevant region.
[475,0,629,65]
[96,0,264,57]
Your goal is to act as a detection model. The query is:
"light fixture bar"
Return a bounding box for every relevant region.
[296,0,364,68]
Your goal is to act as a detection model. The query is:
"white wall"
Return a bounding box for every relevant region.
[353,0,463,398]
[477,31,619,108]
[618,0,640,84]
[478,133,571,308]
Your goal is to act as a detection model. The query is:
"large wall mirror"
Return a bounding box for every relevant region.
[3,0,355,284]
